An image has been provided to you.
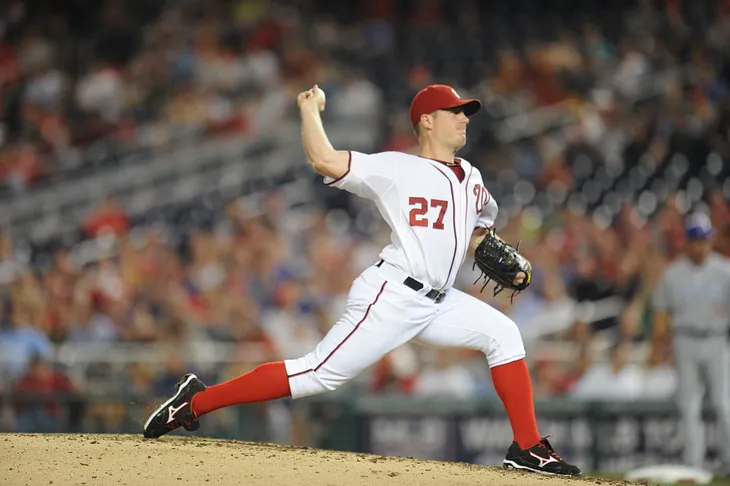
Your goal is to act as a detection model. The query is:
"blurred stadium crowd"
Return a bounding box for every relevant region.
[1,0,730,436]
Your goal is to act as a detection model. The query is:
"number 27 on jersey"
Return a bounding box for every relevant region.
[408,197,448,230]
[407,184,489,230]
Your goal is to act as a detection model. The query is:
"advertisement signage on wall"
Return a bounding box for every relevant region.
[363,407,723,472]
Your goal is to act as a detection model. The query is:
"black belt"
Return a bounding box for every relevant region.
[376,260,446,303]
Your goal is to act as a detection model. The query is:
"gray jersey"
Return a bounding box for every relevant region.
[653,253,730,334]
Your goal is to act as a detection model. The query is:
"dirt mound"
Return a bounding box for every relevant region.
[1,433,633,485]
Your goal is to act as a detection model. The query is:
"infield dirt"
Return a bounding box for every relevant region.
[1,433,636,486]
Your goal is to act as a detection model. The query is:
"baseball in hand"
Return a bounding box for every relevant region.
[315,86,326,106]
[297,84,326,112]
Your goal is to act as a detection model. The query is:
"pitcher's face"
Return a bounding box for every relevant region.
[432,107,469,150]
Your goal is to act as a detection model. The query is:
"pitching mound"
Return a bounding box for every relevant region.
[2,433,633,486]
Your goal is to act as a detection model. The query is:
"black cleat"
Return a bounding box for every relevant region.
[503,437,582,476]
[143,373,206,439]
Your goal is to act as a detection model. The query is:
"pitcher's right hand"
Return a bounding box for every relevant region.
[297,84,326,113]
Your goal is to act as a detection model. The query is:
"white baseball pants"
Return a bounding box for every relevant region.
[285,261,526,399]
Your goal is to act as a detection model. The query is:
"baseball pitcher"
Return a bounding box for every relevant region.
[653,212,730,470]
[143,84,581,476]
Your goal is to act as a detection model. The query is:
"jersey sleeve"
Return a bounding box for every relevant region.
[475,190,498,229]
[323,151,397,199]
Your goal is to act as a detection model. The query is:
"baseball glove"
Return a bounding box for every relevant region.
[473,229,532,303]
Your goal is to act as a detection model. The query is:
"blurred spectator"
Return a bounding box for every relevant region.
[0,302,52,381]
[0,233,27,285]
[413,349,476,399]
[261,278,322,359]
[369,346,419,395]
[82,196,130,238]
[21,56,67,113]
[568,250,620,340]
[328,68,383,122]
[74,60,126,123]
[532,358,566,399]
[641,340,678,400]
[153,351,189,397]
[571,341,643,401]
[65,293,118,344]
[11,354,82,432]
[612,38,650,101]
[0,142,44,192]
[122,362,155,400]
[553,343,595,396]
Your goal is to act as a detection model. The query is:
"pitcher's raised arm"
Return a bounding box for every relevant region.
[297,85,350,181]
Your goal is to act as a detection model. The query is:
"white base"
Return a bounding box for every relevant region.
[624,464,714,484]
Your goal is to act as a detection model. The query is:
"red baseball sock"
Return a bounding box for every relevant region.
[490,358,541,450]
[191,361,291,417]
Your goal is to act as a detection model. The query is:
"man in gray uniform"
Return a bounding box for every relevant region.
[653,212,730,470]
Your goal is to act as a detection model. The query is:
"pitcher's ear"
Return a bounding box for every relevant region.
[420,113,434,131]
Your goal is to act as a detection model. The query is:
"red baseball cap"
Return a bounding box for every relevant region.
[409,85,482,126]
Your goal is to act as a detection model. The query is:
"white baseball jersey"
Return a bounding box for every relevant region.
[284,149,524,401]
[324,150,498,291]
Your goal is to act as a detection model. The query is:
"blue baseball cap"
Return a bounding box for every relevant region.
[685,212,713,240]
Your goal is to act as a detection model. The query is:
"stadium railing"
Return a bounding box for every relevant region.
[2,115,379,245]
